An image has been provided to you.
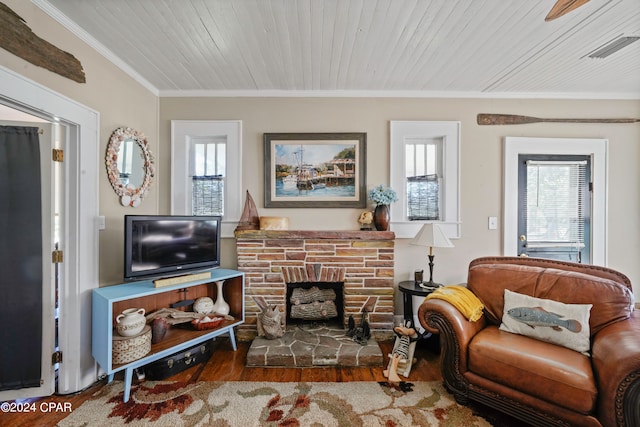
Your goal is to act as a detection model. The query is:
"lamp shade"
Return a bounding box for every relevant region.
[411,223,454,248]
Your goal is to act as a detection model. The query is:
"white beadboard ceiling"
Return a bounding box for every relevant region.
[37,0,640,98]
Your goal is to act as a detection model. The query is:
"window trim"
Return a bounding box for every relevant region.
[390,121,461,239]
[504,137,607,265]
[171,120,242,238]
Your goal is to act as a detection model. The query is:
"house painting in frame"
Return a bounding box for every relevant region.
[264,133,367,208]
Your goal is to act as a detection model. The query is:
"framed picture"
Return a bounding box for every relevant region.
[264,132,367,208]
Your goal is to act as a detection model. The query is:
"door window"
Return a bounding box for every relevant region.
[503,137,607,265]
[518,155,591,262]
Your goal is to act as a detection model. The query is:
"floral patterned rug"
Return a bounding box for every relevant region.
[57,380,494,426]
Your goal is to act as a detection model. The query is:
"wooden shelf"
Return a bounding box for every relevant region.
[92,268,245,402]
[111,319,238,370]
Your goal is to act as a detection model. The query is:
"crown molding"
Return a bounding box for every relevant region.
[158,89,640,100]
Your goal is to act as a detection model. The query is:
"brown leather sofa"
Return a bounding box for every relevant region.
[418,256,640,427]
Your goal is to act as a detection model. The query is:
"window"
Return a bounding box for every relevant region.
[504,137,607,265]
[390,121,460,238]
[519,157,591,263]
[191,138,226,216]
[405,138,442,220]
[171,121,242,238]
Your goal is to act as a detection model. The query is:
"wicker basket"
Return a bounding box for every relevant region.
[112,325,151,365]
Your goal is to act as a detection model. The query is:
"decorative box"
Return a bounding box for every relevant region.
[112,325,151,365]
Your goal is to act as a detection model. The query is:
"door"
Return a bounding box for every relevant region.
[517,154,591,262]
[0,123,57,400]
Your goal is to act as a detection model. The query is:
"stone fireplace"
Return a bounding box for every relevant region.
[234,230,395,341]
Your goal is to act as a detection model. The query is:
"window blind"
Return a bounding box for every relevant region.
[407,174,440,220]
[192,176,224,216]
[524,160,587,248]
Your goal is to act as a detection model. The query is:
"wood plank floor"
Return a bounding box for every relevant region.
[1,337,442,427]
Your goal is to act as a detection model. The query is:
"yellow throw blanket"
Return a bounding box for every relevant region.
[425,285,484,322]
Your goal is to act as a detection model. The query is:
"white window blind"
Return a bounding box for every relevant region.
[524,160,587,248]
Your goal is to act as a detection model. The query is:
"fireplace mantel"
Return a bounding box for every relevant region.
[234,230,395,240]
[235,229,395,340]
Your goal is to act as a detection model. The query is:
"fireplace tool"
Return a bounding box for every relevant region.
[347,309,371,345]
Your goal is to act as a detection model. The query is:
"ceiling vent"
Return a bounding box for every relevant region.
[587,36,640,59]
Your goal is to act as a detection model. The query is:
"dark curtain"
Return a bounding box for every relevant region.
[0,126,43,391]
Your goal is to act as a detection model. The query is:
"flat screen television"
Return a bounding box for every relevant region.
[124,215,221,281]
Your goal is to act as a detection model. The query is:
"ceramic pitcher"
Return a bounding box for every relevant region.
[115,308,146,337]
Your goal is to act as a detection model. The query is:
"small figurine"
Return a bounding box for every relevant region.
[358,211,373,230]
[383,320,420,383]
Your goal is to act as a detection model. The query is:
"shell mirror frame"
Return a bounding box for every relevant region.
[105,127,155,207]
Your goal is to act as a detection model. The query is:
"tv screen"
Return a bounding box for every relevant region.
[124,215,221,281]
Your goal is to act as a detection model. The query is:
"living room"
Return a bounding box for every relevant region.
[1,1,639,426]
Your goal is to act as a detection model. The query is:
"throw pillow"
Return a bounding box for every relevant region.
[499,289,592,355]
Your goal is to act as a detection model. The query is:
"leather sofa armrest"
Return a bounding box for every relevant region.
[592,311,640,427]
[418,298,486,397]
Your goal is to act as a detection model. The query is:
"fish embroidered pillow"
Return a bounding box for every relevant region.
[499,289,593,355]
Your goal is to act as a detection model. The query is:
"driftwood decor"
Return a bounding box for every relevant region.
[0,2,85,83]
[477,113,640,126]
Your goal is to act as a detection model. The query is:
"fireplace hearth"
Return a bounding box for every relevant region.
[246,323,383,367]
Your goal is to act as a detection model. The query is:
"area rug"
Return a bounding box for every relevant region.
[57,380,494,427]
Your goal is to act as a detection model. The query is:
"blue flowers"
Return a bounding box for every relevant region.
[368,185,398,205]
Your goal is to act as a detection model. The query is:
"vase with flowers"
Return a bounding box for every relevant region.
[368,185,398,231]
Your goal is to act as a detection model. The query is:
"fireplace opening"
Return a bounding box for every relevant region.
[286,282,344,328]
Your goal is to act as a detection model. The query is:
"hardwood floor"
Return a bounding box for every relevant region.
[1,337,442,427]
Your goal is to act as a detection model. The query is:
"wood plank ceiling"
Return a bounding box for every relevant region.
[40,0,640,97]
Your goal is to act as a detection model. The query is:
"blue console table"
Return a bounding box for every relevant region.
[92,268,244,402]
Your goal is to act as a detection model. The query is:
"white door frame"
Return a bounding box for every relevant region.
[503,137,608,265]
[0,65,100,397]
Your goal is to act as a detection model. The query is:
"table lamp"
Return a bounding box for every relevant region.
[410,223,454,288]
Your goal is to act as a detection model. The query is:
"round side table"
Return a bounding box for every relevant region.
[398,280,438,338]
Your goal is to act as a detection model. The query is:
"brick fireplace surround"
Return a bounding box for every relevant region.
[234,230,395,341]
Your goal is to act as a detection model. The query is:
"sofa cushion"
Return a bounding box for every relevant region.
[468,326,597,414]
[500,289,592,355]
[467,263,633,335]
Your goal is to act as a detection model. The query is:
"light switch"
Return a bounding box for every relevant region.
[488,216,498,230]
[98,215,106,230]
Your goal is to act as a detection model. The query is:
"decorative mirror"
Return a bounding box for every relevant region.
[106,127,155,207]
